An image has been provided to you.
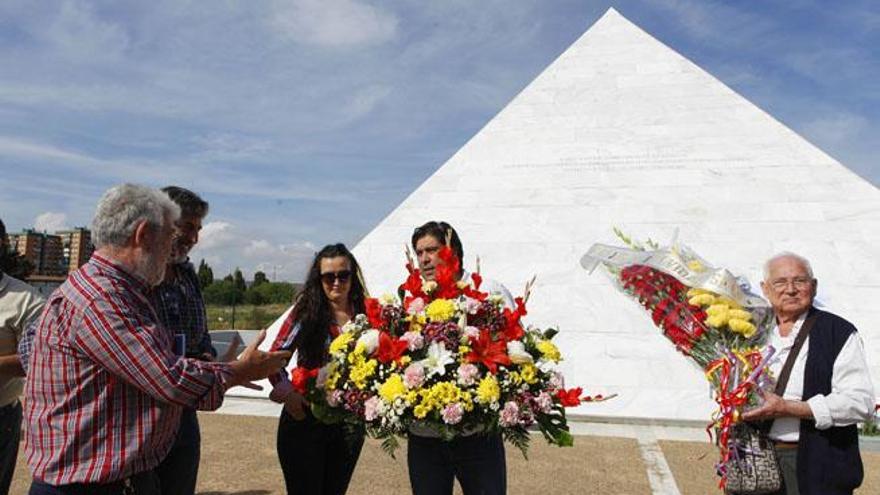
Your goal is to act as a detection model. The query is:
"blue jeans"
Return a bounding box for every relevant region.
[0,401,22,495]
[155,409,200,495]
[29,470,160,495]
[407,433,506,495]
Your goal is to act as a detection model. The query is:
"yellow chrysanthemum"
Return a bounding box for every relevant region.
[349,359,377,389]
[407,315,426,332]
[458,345,471,357]
[686,288,712,298]
[507,371,522,385]
[728,309,753,321]
[405,391,419,405]
[425,298,456,322]
[476,375,500,404]
[325,371,341,390]
[329,332,354,355]
[728,318,757,338]
[716,297,742,310]
[537,340,562,363]
[461,392,474,411]
[520,363,538,384]
[429,382,462,405]
[379,374,407,403]
[688,293,716,307]
[413,404,430,419]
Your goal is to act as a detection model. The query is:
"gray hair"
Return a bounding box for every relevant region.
[92,184,180,248]
[763,251,814,281]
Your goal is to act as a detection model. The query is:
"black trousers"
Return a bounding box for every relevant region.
[407,433,506,495]
[155,408,201,495]
[0,401,22,495]
[277,410,364,495]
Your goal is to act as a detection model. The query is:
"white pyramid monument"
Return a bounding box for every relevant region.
[346,8,880,421]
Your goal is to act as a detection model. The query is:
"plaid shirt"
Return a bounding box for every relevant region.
[152,261,215,358]
[23,254,233,485]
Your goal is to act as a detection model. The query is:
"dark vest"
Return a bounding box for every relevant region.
[797,307,863,494]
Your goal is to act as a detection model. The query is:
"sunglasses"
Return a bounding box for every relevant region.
[321,270,352,284]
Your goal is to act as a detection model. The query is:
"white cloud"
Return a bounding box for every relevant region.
[197,221,237,250]
[34,212,68,232]
[270,0,398,48]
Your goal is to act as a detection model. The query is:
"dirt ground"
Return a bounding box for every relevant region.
[9,413,879,494]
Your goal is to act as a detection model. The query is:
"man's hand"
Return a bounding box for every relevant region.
[742,389,814,421]
[227,329,291,390]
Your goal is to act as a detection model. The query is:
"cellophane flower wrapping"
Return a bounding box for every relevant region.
[581,232,777,487]
[296,246,592,457]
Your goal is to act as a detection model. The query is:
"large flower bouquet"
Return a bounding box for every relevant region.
[581,231,776,488]
[296,246,603,456]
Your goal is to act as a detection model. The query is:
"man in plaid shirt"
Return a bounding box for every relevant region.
[152,186,216,495]
[23,184,290,495]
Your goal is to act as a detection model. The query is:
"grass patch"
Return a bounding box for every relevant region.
[206,303,289,330]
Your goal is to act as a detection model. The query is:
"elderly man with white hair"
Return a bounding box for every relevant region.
[23,184,291,495]
[742,252,875,495]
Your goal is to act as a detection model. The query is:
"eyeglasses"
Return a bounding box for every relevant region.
[769,277,813,291]
[321,270,352,284]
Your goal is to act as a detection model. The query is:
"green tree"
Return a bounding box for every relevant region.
[202,279,244,305]
[233,268,247,294]
[197,259,214,289]
[253,270,268,287]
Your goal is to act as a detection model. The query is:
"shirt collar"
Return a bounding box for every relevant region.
[91,253,151,292]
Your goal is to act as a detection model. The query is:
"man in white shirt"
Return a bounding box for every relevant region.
[407,221,511,495]
[742,252,875,495]
[0,217,45,495]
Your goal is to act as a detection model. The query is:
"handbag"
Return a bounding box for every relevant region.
[724,313,817,494]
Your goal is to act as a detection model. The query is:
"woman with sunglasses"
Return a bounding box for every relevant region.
[268,243,367,495]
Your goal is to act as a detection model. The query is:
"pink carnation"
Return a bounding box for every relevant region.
[404,363,426,389]
[441,403,464,425]
[463,326,480,340]
[500,401,520,427]
[462,297,481,314]
[535,391,554,414]
[407,297,426,315]
[364,396,381,421]
[400,331,425,351]
[456,363,479,387]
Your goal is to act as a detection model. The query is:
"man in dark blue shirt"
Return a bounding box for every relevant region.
[153,186,215,495]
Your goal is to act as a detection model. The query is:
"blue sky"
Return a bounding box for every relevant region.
[1,0,877,281]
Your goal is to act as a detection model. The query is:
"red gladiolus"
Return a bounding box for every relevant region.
[502,297,527,341]
[556,387,583,407]
[466,329,512,374]
[400,263,425,299]
[375,331,409,365]
[290,367,319,394]
[365,298,384,329]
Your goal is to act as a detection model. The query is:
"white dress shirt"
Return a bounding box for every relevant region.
[767,312,876,442]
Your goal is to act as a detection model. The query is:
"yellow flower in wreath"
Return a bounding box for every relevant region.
[425,298,456,322]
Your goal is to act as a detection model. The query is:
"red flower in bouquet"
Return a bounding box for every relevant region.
[556,387,584,407]
[365,298,385,329]
[400,263,426,300]
[291,367,319,394]
[433,246,463,299]
[461,272,488,301]
[501,297,528,341]
[466,328,512,374]
[375,331,409,365]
